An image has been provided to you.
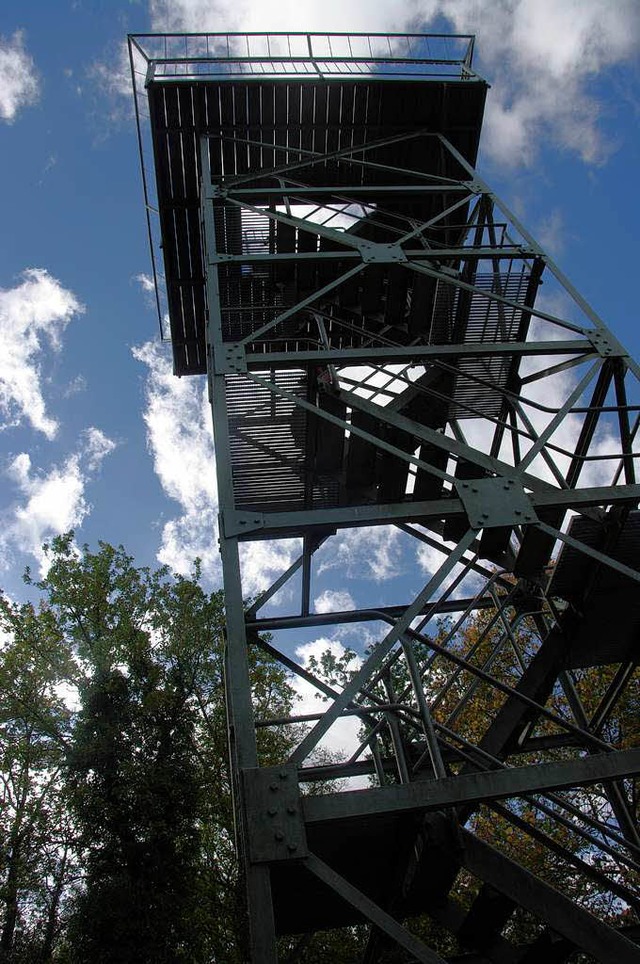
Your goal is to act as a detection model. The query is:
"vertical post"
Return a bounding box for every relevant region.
[200,137,278,964]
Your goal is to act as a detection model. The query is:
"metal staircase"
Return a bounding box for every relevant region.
[132,31,640,963]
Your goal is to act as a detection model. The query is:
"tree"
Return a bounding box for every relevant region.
[0,535,298,963]
[1,538,635,961]
[0,592,76,963]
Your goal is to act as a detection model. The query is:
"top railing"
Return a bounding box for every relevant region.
[129,32,479,83]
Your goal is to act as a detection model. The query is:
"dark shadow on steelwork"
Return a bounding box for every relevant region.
[131,30,640,964]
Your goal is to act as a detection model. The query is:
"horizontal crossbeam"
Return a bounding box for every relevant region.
[224,483,640,538]
[302,748,640,825]
[238,340,592,368]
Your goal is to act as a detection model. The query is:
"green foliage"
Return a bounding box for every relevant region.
[0,534,296,963]
[0,588,76,962]
[1,538,637,961]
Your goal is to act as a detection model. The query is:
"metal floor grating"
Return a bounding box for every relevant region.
[146,76,487,374]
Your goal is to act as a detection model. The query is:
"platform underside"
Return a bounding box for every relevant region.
[147,76,487,375]
[271,810,457,934]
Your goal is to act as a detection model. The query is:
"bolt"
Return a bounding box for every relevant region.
[482,513,489,519]
[287,843,298,853]
[472,487,479,494]
[279,771,288,780]
[515,510,522,516]
[462,483,469,489]
[269,783,278,792]
[268,807,278,817]
[287,806,297,816]
[274,831,285,841]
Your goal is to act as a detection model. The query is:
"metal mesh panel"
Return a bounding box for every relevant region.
[227,370,341,510]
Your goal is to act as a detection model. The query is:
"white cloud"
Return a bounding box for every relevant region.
[149,0,434,34]
[88,40,137,123]
[314,588,355,614]
[450,0,640,166]
[134,272,160,316]
[534,209,565,259]
[83,427,117,471]
[0,269,83,439]
[318,526,404,582]
[133,340,220,581]
[0,428,115,575]
[240,539,300,599]
[63,374,87,399]
[0,31,39,123]
[291,637,363,759]
[135,272,155,295]
[416,539,482,601]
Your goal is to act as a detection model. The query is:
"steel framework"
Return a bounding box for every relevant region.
[131,32,640,963]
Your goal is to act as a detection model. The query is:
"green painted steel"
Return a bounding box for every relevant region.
[133,30,640,964]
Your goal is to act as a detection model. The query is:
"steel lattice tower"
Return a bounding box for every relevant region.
[131,32,640,963]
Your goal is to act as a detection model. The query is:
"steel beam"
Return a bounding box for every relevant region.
[460,831,639,963]
[305,853,449,964]
[138,31,640,961]
[302,748,640,824]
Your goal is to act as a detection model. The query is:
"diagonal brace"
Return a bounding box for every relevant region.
[305,852,448,964]
[288,530,476,766]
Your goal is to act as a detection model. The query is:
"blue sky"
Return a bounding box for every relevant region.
[1,2,639,743]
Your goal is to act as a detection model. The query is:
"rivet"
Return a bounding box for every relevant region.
[482,513,489,519]
[472,487,479,494]
[279,771,288,780]
[268,807,278,817]
[287,806,297,815]
[462,483,469,489]
[274,831,285,841]
[515,510,522,516]
[287,843,298,853]
[269,783,278,792]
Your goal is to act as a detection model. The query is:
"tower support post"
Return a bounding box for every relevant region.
[133,31,640,962]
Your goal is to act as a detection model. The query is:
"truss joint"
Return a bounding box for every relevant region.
[456,477,538,530]
[243,765,308,863]
[359,242,407,263]
[589,329,628,358]
[213,342,247,374]
[221,510,264,537]
[206,184,227,199]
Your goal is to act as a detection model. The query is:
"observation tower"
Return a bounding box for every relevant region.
[130,32,640,963]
